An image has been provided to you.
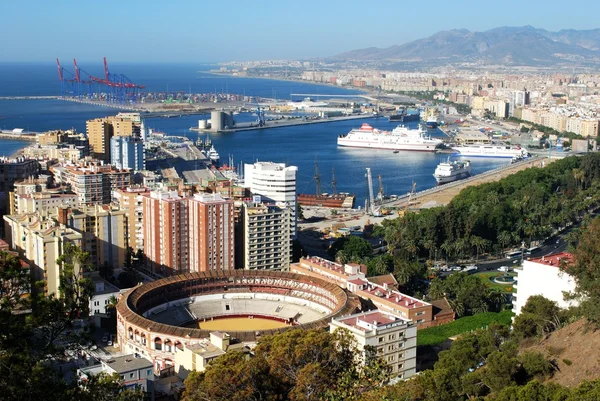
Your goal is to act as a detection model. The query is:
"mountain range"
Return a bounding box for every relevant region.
[332,26,600,66]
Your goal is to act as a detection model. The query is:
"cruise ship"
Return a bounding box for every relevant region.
[337,123,443,152]
[434,158,472,185]
[452,144,529,158]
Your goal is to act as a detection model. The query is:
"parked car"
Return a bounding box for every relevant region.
[498,266,511,272]
[101,335,108,343]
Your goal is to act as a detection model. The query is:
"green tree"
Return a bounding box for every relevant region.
[568,217,600,326]
[512,295,562,339]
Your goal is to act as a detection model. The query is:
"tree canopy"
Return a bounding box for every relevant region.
[0,249,143,401]
[182,328,389,401]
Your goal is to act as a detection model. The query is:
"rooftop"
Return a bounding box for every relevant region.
[529,252,574,267]
[335,310,410,332]
[102,354,152,374]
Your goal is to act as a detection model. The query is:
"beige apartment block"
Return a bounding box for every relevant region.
[112,186,150,251]
[3,213,82,296]
[330,310,418,380]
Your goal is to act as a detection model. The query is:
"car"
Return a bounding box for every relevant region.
[101,335,108,343]
[498,266,510,272]
[107,340,113,346]
[451,266,462,271]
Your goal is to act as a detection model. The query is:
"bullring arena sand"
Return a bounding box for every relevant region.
[197,316,290,331]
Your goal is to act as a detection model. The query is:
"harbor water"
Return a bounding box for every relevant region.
[0,63,510,206]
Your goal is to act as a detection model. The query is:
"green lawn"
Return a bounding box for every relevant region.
[418,310,514,347]
[473,271,517,293]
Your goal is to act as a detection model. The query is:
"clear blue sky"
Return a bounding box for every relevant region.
[1,0,599,62]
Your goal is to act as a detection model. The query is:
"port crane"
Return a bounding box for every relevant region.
[366,168,381,217]
[56,57,144,104]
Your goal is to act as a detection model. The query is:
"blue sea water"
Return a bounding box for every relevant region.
[0,63,509,205]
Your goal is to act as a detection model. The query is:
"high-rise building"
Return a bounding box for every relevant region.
[61,205,128,270]
[51,162,132,206]
[244,162,298,239]
[110,136,144,172]
[86,117,141,162]
[188,193,234,272]
[112,186,150,251]
[241,202,291,270]
[142,190,189,275]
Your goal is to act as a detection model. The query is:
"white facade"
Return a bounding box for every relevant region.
[330,310,417,380]
[111,136,145,172]
[512,252,578,315]
[13,193,78,214]
[244,162,298,239]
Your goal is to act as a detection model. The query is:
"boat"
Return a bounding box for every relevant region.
[434,158,472,185]
[337,123,443,152]
[425,116,439,129]
[389,110,420,122]
[452,144,530,158]
[393,150,399,154]
[297,193,355,208]
[206,146,220,163]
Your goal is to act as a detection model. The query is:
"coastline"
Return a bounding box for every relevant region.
[205,71,370,97]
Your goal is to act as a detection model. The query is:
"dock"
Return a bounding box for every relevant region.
[199,113,378,133]
[0,132,39,141]
[384,157,548,210]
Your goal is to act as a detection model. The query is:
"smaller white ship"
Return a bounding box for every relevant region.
[452,144,529,158]
[206,146,220,163]
[434,158,472,185]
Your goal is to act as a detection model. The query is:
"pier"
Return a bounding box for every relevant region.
[198,113,378,133]
[385,157,548,210]
[0,131,39,141]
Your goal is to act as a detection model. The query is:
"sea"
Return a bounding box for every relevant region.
[0,63,509,206]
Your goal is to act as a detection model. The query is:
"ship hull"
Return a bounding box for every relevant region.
[338,141,439,152]
[389,114,420,122]
[298,194,355,208]
[425,122,438,129]
[435,171,471,185]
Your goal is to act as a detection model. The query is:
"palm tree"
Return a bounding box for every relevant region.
[441,240,453,263]
[497,231,511,256]
[336,250,349,265]
[449,299,466,318]
[422,239,436,262]
[470,236,487,263]
[487,289,506,312]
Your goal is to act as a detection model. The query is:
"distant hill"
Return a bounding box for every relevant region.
[332,26,600,66]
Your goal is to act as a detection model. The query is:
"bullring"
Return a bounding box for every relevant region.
[116,270,357,371]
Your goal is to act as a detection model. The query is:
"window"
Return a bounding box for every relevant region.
[388,334,395,340]
[417,319,424,323]
[147,369,152,376]
[416,311,425,316]
[387,355,395,362]
[129,373,134,379]
[398,363,404,370]
[120,375,125,380]
[378,336,384,343]
[94,301,99,306]
[398,353,404,359]
[388,345,395,351]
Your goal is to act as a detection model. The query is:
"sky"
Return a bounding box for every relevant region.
[1,0,599,63]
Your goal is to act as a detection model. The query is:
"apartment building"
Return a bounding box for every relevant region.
[110,135,145,172]
[112,186,150,251]
[0,157,40,193]
[142,189,190,275]
[188,193,234,272]
[241,202,291,270]
[244,162,298,238]
[330,310,417,380]
[291,256,453,328]
[512,252,577,315]
[12,192,78,215]
[87,116,141,162]
[24,144,85,163]
[52,162,132,206]
[3,213,82,296]
[60,205,128,269]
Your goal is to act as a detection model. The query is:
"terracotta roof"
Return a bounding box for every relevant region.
[529,252,574,267]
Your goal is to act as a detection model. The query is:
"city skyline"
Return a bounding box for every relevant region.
[2,0,600,63]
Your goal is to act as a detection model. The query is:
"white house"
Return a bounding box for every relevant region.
[512,252,578,315]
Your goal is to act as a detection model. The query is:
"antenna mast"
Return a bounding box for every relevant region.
[314,157,321,196]
[331,168,337,195]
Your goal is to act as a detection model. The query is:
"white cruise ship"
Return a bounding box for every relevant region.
[337,123,442,152]
[452,144,529,158]
[434,158,472,185]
